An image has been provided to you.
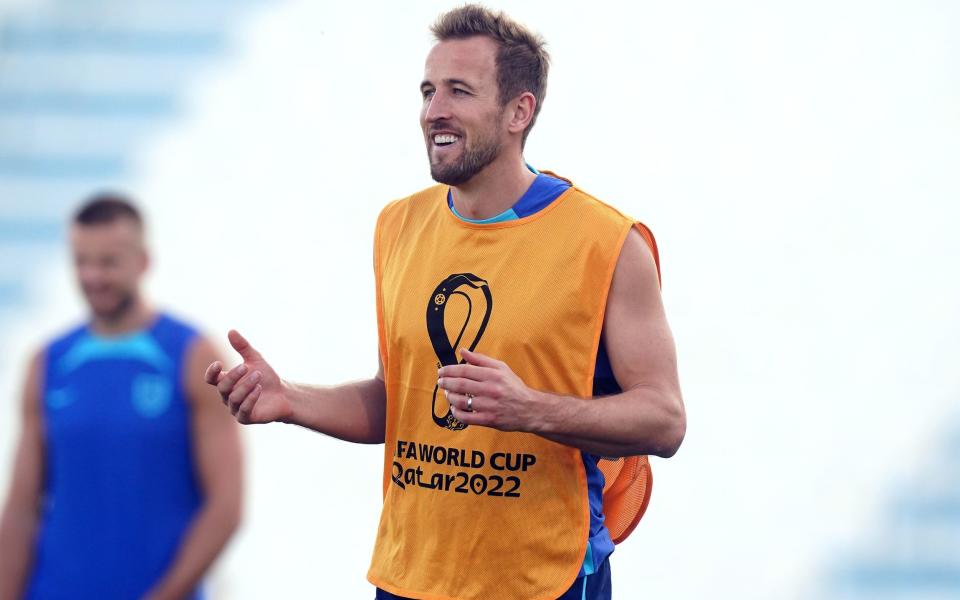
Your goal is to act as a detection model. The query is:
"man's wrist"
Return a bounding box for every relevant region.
[277,380,299,425]
[530,390,576,436]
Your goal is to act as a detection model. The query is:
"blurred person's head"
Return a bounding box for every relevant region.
[70,192,148,323]
[422,5,549,185]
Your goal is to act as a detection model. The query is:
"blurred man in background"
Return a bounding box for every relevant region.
[0,193,243,600]
[207,5,684,600]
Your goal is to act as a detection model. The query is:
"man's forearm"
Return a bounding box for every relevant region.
[0,510,38,600]
[282,377,387,444]
[535,386,685,458]
[144,499,240,600]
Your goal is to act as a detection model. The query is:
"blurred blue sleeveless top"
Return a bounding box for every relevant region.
[26,313,205,600]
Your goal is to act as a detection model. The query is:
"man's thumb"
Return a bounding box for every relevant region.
[228,329,262,361]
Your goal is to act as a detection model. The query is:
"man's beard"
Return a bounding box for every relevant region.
[86,289,136,322]
[429,131,502,186]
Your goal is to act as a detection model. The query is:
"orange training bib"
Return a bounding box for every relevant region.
[368,178,656,600]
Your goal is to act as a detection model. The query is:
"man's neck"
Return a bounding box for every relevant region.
[90,297,155,337]
[450,154,537,221]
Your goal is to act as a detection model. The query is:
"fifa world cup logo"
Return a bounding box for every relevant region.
[425,273,492,431]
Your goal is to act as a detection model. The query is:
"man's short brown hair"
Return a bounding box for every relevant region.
[73,191,143,229]
[431,4,550,147]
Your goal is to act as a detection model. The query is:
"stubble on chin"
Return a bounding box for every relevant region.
[88,292,136,322]
[430,161,471,186]
[427,139,501,186]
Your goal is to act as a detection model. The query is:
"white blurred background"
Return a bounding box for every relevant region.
[1,1,958,598]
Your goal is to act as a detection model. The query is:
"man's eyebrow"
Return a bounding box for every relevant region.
[445,78,475,90]
[419,78,477,91]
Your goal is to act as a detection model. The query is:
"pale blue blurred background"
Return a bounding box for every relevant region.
[1,1,958,598]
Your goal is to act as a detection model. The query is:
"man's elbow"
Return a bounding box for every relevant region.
[653,416,686,458]
[647,396,686,458]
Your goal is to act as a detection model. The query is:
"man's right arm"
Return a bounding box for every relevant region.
[0,351,45,600]
[205,330,387,444]
[281,372,386,444]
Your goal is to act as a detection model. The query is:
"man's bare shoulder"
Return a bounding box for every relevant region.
[614,226,660,287]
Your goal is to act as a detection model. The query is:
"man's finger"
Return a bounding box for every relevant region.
[450,404,494,427]
[438,363,492,381]
[446,390,489,413]
[236,385,262,425]
[438,376,490,398]
[227,371,261,410]
[204,361,223,385]
[460,348,501,368]
[217,363,248,396]
[228,329,262,362]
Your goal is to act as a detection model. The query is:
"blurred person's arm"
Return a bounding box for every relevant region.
[0,352,44,600]
[205,330,386,444]
[143,338,243,600]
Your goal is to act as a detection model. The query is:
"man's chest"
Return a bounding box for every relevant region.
[379,227,605,397]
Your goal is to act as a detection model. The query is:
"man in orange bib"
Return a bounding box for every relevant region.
[206,5,685,599]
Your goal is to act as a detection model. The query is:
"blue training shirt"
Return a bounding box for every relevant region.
[26,313,205,600]
[448,169,617,578]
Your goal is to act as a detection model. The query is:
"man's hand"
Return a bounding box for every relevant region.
[204,330,291,425]
[437,348,550,433]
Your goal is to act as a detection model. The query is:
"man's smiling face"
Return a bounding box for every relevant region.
[420,36,508,186]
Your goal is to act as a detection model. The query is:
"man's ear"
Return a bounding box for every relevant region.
[506,92,537,136]
[139,248,151,275]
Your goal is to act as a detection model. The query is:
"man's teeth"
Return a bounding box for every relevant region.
[434,134,459,145]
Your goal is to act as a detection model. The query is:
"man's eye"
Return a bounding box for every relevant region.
[422,89,435,99]
[453,88,468,95]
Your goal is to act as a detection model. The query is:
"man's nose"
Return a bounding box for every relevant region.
[423,90,452,123]
[78,265,104,285]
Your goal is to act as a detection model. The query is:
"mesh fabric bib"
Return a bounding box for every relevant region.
[368,181,657,600]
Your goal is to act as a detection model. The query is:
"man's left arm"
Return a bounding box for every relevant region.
[144,337,244,600]
[438,227,686,458]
